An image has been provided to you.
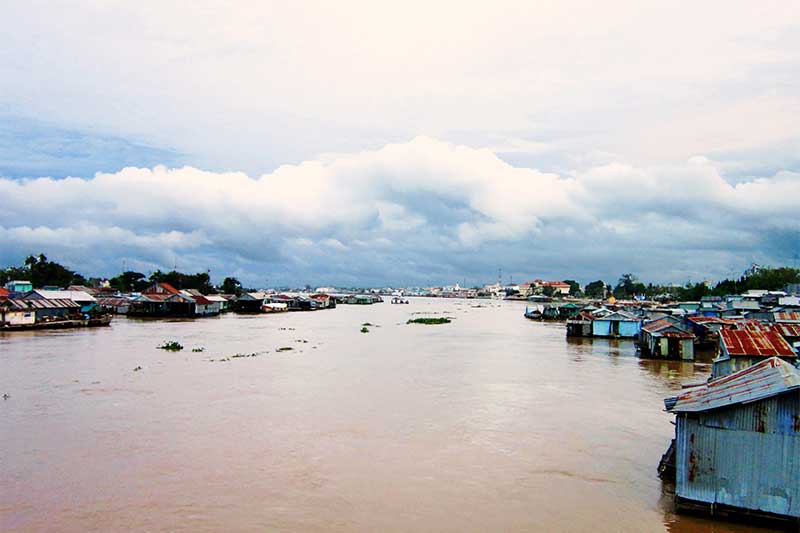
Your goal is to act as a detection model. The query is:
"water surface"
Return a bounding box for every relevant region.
[0,298,778,531]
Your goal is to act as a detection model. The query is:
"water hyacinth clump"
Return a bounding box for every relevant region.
[406,317,451,325]
[157,341,184,351]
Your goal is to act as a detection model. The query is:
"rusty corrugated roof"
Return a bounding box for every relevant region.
[666,357,800,412]
[720,328,796,358]
[775,312,800,323]
[1,298,80,310]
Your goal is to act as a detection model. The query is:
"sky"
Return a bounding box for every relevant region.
[1,1,799,287]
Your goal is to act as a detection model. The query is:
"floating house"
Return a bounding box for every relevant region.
[25,289,96,307]
[686,316,735,347]
[129,283,197,317]
[712,328,796,379]
[96,297,131,314]
[0,299,37,326]
[0,298,81,325]
[205,294,230,312]
[566,311,594,337]
[639,319,695,360]
[235,291,269,313]
[665,357,800,523]
[591,310,641,338]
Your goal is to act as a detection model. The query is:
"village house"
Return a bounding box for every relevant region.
[591,310,641,338]
[712,328,796,379]
[129,282,196,317]
[25,289,97,308]
[665,357,800,522]
[639,319,695,360]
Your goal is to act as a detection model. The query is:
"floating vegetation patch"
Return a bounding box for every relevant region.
[362,322,374,326]
[276,346,294,352]
[361,326,369,333]
[133,366,142,372]
[407,317,452,325]
[157,341,184,351]
[191,347,205,352]
[231,352,260,359]
[295,339,308,343]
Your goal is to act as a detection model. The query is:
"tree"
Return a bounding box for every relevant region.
[149,269,214,294]
[22,253,85,288]
[585,280,606,298]
[564,279,582,297]
[614,273,646,299]
[542,285,556,297]
[109,271,148,292]
[221,277,243,296]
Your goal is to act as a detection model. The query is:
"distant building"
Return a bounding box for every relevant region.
[4,280,32,293]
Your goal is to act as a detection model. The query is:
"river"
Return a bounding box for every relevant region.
[0,298,779,532]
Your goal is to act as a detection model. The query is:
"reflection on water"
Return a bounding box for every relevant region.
[0,299,780,532]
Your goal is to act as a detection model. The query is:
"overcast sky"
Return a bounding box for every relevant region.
[1,1,799,287]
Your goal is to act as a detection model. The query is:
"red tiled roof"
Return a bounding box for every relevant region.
[720,328,796,358]
[0,287,9,297]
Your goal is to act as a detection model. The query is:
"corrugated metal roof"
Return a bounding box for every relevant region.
[1,298,80,310]
[643,319,691,335]
[775,312,800,323]
[666,357,800,413]
[28,289,96,302]
[96,298,131,306]
[720,328,796,357]
[687,316,734,325]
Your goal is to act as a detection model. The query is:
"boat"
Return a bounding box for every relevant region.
[524,306,542,320]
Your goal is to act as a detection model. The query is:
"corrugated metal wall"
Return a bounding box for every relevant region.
[619,321,641,337]
[676,391,800,518]
[592,320,611,337]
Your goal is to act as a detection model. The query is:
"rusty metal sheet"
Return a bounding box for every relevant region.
[720,328,796,357]
[667,357,800,413]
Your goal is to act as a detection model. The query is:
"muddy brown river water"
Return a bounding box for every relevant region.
[0,298,781,532]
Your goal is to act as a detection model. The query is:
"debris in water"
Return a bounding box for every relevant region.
[133,366,143,372]
[361,326,369,333]
[276,346,293,352]
[2,393,9,400]
[191,347,205,352]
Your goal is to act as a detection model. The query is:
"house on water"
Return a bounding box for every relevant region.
[712,328,796,379]
[566,311,594,337]
[591,310,641,338]
[639,319,695,360]
[129,283,197,317]
[665,357,800,523]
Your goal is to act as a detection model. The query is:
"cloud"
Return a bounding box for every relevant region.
[1,2,798,175]
[1,137,798,286]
